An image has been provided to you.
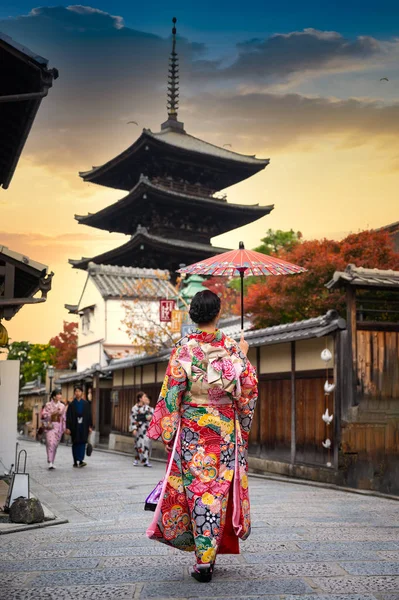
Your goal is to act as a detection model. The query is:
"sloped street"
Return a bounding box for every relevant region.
[1,440,398,600]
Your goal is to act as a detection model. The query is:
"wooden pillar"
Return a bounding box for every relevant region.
[333,332,341,470]
[290,341,296,465]
[346,286,358,406]
[256,346,261,457]
[94,374,100,444]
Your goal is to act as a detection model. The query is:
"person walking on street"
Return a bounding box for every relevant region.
[147,290,258,582]
[65,386,93,468]
[41,389,66,470]
[129,392,154,467]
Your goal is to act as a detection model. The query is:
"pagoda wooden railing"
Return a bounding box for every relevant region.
[151,177,227,201]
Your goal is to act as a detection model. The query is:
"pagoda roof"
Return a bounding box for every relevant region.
[79,128,269,192]
[75,175,273,236]
[69,227,228,274]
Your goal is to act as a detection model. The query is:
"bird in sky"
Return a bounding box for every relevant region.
[127,121,138,125]
[379,77,389,82]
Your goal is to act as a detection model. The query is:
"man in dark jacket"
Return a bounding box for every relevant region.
[65,386,93,468]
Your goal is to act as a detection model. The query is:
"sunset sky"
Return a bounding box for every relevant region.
[1,0,398,344]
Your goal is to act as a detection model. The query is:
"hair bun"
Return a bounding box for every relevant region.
[189,290,221,325]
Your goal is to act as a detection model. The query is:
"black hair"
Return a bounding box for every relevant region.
[50,389,61,399]
[74,385,83,393]
[137,391,145,402]
[189,290,221,325]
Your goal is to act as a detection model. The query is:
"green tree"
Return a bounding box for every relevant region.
[22,344,57,384]
[255,228,303,255]
[7,341,57,387]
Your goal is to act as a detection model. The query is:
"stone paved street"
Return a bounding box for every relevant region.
[0,440,398,600]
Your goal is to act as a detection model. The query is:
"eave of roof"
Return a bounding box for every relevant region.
[79,129,269,190]
[0,34,57,189]
[326,264,399,291]
[237,310,346,347]
[69,230,228,271]
[75,175,273,231]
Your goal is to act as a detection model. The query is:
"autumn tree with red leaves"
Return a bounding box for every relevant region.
[49,321,78,369]
[202,277,239,317]
[245,230,399,328]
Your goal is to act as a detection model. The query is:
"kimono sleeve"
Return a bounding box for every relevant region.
[147,346,188,445]
[41,402,51,423]
[129,405,138,433]
[235,357,258,446]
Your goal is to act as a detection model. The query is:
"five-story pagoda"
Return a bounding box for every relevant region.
[70,18,273,275]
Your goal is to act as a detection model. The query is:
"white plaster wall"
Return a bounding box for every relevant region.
[0,360,19,473]
[78,279,105,340]
[105,299,137,345]
[77,342,103,371]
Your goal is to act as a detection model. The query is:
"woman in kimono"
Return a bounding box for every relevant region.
[147,290,258,582]
[130,392,154,467]
[41,389,66,470]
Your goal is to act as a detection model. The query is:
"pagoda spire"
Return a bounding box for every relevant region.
[161,17,185,132]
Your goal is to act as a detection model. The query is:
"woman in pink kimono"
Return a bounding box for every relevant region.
[41,389,66,470]
[147,290,258,582]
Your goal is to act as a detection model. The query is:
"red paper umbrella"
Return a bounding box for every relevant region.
[178,242,306,330]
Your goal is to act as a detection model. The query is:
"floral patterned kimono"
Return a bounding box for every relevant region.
[147,329,258,566]
[130,404,154,464]
[41,400,66,464]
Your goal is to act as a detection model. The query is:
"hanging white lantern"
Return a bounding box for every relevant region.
[321,348,332,362]
[322,438,331,449]
[322,408,333,424]
[324,380,335,394]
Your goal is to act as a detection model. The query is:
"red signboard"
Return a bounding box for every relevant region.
[159,299,176,322]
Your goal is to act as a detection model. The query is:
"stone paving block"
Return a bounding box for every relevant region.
[284,596,378,600]
[376,594,399,600]
[299,541,399,551]
[72,544,169,557]
[0,557,100,572]
[340,562,399,576]
[244,549,381,563]
[30,566,185,587]
[141,578,313,598]
[188,597,282,600]
[378,551,399,560]
[239,540,299,553]
[214,562,344,578]
[312,576,399,593]
[3,584,135,600]
[249,530,304,540]
[1,573,30,587]
[102,553,244,568]
[5,548,74,561]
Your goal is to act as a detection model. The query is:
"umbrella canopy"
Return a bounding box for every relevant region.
[178,242,306,330]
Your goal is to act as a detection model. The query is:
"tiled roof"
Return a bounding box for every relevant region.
[87,262,177,299]
[238,310,346,347]
[219,316,253,338]
[148,129,269,166]
[20,380,46,396]
[325,264,399,290]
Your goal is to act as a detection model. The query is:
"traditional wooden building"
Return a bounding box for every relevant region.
[70,19,273,274]
[0,32,58,189]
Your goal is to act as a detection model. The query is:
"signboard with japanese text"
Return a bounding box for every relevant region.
[171,310,183,333]
[159,299,176,322]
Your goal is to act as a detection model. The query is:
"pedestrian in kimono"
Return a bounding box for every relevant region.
[65,386,93,468]
[130,392,154,467]
[147,290,258,582]
[41,389,66,470]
